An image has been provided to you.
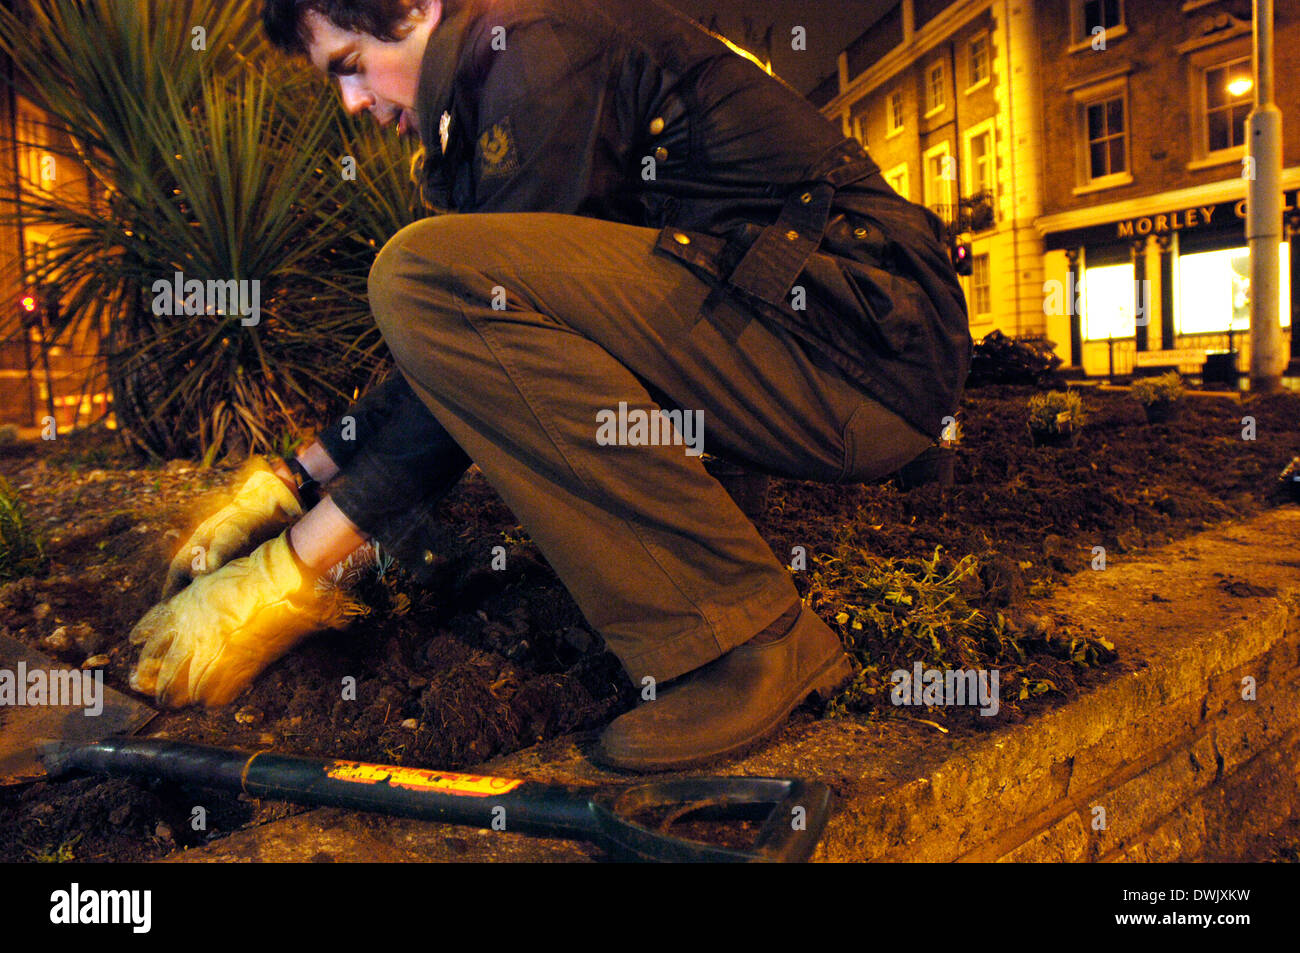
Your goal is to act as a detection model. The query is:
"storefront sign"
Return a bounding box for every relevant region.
[1045,188,1299,250]
[1117,206,1218,238]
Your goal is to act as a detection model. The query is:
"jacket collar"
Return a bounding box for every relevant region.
[414,0,489,157]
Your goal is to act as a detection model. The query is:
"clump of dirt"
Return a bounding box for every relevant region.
[0,382,1296,861]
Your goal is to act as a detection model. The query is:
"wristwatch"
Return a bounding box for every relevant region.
[277,454,322,509]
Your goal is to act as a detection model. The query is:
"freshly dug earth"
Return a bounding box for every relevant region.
[0,382,1296,862]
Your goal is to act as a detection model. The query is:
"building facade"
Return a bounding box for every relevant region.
[821,0,1047,348]
[818,0,1298,380]
[0,48,108,432]
[1035,0,1297,378]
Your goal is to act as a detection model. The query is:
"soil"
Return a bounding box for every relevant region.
[0,381,1297,862]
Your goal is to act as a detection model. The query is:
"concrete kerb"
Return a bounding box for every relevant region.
[163,506,1300,863]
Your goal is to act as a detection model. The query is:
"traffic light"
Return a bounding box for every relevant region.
[952,241,973,276]
[16,285,59,327]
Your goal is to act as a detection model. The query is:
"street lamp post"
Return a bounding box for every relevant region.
[1247,0,1284,392]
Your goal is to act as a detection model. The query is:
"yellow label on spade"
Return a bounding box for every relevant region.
[326,761,523,797]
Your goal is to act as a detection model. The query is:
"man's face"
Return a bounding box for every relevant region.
[304,1,442,137]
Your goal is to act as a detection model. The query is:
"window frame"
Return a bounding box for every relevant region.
[1187,43,1253,169]
[887,89,905,138]
[922,140,955,213]
[1068,0,1128,53]
[967,32,990,93]
[963,118,997,211]
[970,253,991,316]
[884,162,910,202]
[924,60,947,117]
[1071,75,1133,194]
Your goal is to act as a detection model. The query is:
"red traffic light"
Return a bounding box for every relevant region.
[952,242,973,276]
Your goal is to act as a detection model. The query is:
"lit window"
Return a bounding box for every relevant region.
[969,34,989,87]
[1082,263,1136,340]
[889,90,904,132]
[1204,57,1251,153]
[1176,243,1291,335]
[971,254,991,315]
[926,62,946,114]
[1085,96,1126,180]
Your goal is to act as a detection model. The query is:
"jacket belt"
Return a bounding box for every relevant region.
[725,141,878,309]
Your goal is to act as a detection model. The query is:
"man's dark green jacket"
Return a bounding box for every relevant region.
[319,0,972,576]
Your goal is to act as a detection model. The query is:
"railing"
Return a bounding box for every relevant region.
[1081,329,1287,382]
[930,190,996,237]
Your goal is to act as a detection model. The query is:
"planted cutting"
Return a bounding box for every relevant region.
[1026,390,1085,448]
[1131,371,1185,425]
[896,418,959,491]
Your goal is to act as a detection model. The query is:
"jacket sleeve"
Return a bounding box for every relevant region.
[320,372,473,542]
[317,373,414,469]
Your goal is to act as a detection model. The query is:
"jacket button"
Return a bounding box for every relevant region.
[422,549,435,565]
[785,230,799,241]
[673,231,691,245]
[654,146,668,162]
[649,117,665,135]
[800,192,813,204]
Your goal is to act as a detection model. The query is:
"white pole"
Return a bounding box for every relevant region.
[1247,0,1283,391]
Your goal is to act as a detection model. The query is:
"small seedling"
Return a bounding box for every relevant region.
[0,476,48,580]
[1131,371,1184,423]
[1131,370,1184,407]
[1027,391,1085,446]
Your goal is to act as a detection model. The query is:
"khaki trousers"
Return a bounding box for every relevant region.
[367,212,932,684]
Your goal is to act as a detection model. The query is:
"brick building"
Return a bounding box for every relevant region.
[817,0,1298,380]
[0,10,108,433]
[1035,0,1297,379]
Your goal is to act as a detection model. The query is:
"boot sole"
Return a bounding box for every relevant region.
[591,649,855,774]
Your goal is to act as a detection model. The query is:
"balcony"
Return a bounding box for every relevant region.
[930,189,997,238]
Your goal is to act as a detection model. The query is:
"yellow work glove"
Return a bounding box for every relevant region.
[162,456,304,600]
[130,531,362,708]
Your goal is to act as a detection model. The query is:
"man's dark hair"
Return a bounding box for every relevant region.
[262,0,432,56]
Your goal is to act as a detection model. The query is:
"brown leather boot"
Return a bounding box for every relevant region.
[592,608,853,772]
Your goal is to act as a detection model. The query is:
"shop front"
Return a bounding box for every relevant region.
[1042,187,1298,380]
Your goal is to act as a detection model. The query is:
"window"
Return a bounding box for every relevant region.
[968,34,989,89]
[1085,96,1126,180]
[1070,0,1127,50]
[971,254,991,315]
[1082,263,1136,340]
[1071,74,1132,190]
[888,90,904,133]
[16,107,56,192]
[1176,243,1291,334]
[1082,0,1123,36]
[925,61,946,115]
[1204,57,1251,153]
[851,110,868,149]
[923,142,954,212]
[884,163,909,201]
[966,123,995,199]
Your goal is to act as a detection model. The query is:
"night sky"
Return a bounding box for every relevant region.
[662,0,893,96]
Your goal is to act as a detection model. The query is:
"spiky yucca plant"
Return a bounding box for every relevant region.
[0,0,425,462]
